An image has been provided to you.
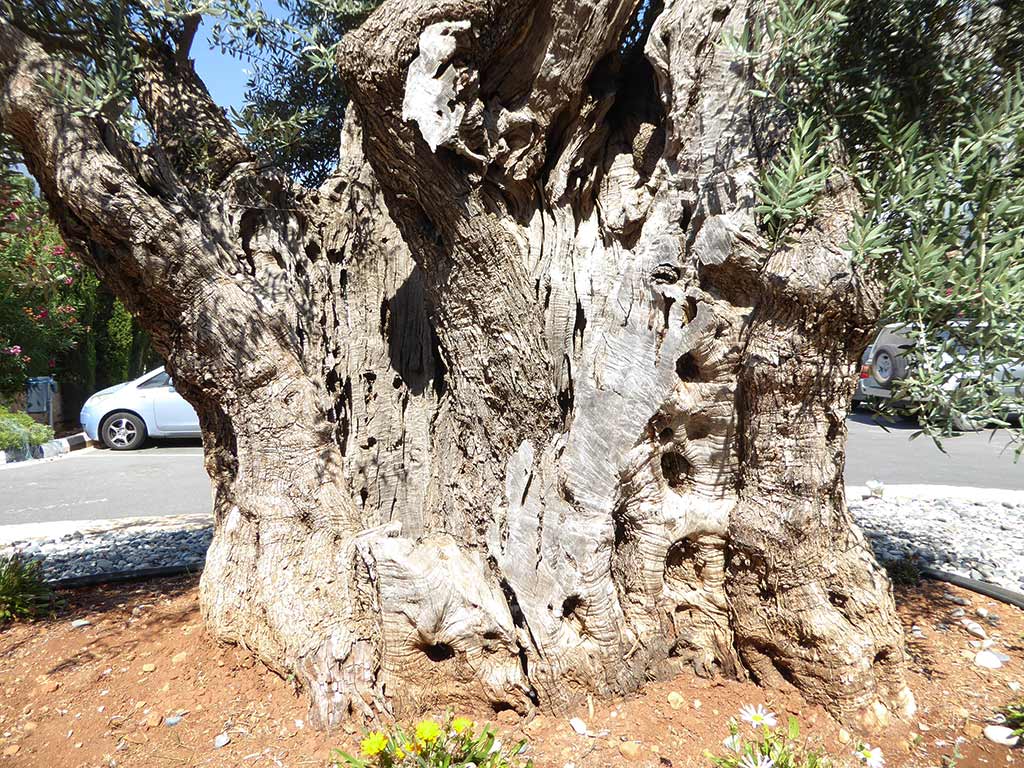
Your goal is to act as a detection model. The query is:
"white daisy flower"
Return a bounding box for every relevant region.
[855,744,885,768]
[739,704,778,729]
[739,754,774,768]
[723,733,743,753]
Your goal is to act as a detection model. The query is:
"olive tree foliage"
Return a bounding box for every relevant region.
[735,0,1024,445]
[207,0,377,184]
[14,0,1019,439]
[4,0,374,180]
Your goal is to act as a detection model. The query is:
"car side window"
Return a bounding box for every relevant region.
[139,372,170,389]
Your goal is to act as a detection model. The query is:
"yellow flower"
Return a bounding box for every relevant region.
[404,740,421,755]
[451,717,473,735]
[360,731,388,757]
[394,747,406,761]
[415,719,442,743]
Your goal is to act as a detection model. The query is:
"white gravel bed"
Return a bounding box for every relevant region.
[2,491,1023,593]
[0,515,212,581]
[851,493,1024,592]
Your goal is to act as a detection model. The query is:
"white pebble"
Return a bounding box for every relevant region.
[975,650,1004,669]
[983,725,1019,747]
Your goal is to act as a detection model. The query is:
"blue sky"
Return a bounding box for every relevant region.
[192,18,251,112]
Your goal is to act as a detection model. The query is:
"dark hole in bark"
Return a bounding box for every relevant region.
[684,296,699,323]
[421,642,456,662]
[379,298,389,338]
[665,537,702,582]
[558,356,575,425]
[543,283,552,310]
[499,579,527,628]
[561,594,583,618]
[238,209,259,275]
[826,416,841,442]
[429,327,448,400]
[680,205,693,233]
[658,427,674,442]
[392,375,403,389]
[574,300,587,347]
[614,513,628,547]
[521,471,534,505]
[773,658,800,689]
[685,417,712,441]
[652,263,681,284]
[661,451,691,488]
[828,590,848,609]
[711,7,729,22]
[483,630,501,640]
[663,296,675,330]
[676,353,701,382]
[873,649,891,666]
[359,487,368,506]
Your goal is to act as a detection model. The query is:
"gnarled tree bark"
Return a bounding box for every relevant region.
[0,0,915,731]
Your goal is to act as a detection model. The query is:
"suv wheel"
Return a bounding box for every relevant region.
[100,411,147,450]
[872,345,908,386]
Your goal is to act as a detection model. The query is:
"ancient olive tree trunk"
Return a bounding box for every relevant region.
[0,0,914,731]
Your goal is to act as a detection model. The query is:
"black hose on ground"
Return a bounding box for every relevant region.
[921,566,1024,610]
[47,563,202,590]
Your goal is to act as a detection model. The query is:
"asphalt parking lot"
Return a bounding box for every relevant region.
[1,440,209,526]
[0,416,1020,527]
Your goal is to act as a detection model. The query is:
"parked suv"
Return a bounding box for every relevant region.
[854,323,1023,426]
[80,367,200,450]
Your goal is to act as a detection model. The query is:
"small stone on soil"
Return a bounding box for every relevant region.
[983,725,1020,747]
[618,741,642,759]
[974,650,1004,669]
[214,733,231,748]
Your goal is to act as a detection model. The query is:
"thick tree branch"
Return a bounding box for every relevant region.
[135,39,251,188]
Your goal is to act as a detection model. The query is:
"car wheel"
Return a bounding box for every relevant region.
[100,411,147,450]
[871,345,907,387]
[951,412,985,432]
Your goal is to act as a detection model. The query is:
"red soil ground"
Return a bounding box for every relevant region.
[1,576,1021,767]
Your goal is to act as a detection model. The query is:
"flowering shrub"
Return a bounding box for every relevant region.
[709,706,885,768]
[0,171,86,397]
[336,715,532,768]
